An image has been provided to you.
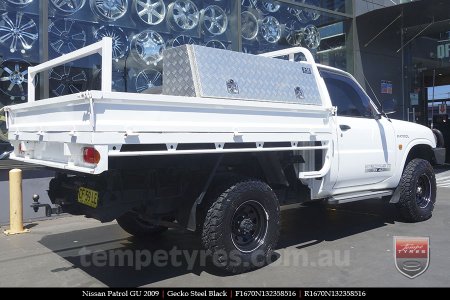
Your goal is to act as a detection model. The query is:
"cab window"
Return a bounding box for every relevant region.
[321,71,374,118]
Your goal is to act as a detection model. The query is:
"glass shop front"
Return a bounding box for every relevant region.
[398,0,450,161]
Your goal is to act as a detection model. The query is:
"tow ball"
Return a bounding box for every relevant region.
[30,194,62,217]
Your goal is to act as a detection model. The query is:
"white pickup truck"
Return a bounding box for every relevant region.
[4,38,441,273]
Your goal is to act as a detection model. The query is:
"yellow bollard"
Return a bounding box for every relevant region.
[4,169,29,235]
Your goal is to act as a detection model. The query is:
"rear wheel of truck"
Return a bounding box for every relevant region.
[116,211,168,237]
[397,159,436,222]
[202,180,280,274]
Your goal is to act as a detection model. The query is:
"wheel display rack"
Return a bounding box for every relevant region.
[0,0,342,160]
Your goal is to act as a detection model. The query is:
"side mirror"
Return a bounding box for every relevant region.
[383,99,398,114]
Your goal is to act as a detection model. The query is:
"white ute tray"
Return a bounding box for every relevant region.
[5,38,334,177]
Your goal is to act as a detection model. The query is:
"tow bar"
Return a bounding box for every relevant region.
[30,194,62,217]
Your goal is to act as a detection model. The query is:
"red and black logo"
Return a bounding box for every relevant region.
[394,236,430,278]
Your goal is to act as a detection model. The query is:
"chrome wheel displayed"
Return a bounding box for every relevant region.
[131,30,165,65]
[49,64,88,96]
[200,5,228,36]
[167,0,199,31]
[134,0,166,25]
[0,59,31,101]
[90,0,128,21]
[94,25,129,61]
[205,39,226,49]
[241,0,257,9]
[50,0,86,15]
[241,11,258,41]
[0,12,38,54]
[5,0,33,7]
[167,34,196,48]
[135,68,162,93]
[285,19,302,46]
[260,16,281,44]
[93,67,126,92]
[287,0,320,23]
[287,6,310,24]
[302,0,321,21]
[301,8,320,22]
[261,0,280,13]
[287,6,302,19]
[49,18,87,55]
[302,24,320,49]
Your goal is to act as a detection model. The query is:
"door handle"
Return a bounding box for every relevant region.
[339,124,351,131]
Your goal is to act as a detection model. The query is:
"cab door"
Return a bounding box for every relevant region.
[321,70,396,189]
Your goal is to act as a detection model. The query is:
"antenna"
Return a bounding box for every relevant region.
[431,69,436,129]
[362,73,391,121]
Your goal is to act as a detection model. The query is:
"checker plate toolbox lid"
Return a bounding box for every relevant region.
[163,45,323,106]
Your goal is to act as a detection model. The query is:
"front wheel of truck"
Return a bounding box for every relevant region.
[397,158,436,222]
[116,211,168,237]
[202,180,280,274]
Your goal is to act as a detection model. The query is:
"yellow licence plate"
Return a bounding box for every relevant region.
[77,187,99,208]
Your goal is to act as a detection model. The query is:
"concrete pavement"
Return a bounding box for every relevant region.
[0,184,449,287]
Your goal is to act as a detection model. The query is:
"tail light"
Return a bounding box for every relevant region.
[83,147,101,164]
